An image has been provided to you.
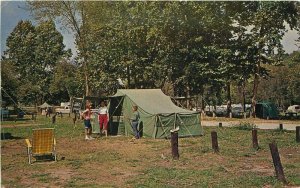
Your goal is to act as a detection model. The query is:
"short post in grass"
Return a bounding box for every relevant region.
[170,129,179,160]
[296,126,300,143]
[211,131,219,153]
[252,129,259,150]
[52,114,56,124]
[269,141,287,184]
[219,122,222,128]
[279,124,283,131]
[72,117,76,126]
[60,112,63,118]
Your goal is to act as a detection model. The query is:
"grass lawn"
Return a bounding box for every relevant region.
[1,115,300,187]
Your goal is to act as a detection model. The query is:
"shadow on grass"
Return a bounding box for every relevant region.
[1,132,23,140]
[2,117,33,122]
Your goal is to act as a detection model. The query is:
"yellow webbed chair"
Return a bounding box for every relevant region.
[25,128,57,164]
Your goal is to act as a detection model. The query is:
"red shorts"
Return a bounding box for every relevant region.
[98,114,108,130]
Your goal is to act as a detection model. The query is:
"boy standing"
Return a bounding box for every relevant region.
[130,105,140,139]
[82,104,94,140]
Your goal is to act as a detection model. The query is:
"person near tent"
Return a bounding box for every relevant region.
[130,105,140,139]
[81,103,94,140]
[97,101,109,136]
[46,107,52,117]
[45,108,48,117]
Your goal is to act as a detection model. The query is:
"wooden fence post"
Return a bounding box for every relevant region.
[269,141,287,184]
[296,126,300,143]
[252,129,259,150]
[171,131,179,160]
[279,124,283,131]
[211,131,219,152]
[52,114,56,124]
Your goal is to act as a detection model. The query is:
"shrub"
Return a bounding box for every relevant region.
[233,122,257,130]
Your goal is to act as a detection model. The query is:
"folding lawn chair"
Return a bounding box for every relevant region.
[25,128,57,164]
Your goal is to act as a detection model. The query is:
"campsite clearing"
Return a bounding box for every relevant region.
[1,115,300,187]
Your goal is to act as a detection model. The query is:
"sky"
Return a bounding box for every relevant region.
[1,1,299,58]
[1,1,76,57]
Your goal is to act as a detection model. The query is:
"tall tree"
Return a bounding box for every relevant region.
[5,20,69,105]
[241,2,299,117]
[27,1,90,96]
[1,59,20,106]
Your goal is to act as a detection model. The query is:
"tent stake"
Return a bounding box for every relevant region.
[279,124,283,131]
[296,126,300,143]
[211,131,219,153]
[171,131,179,160]
[252,129,259,150]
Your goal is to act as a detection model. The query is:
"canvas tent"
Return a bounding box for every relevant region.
[39,102,52,108]
[38,102,53,115]
[108,89,203,138]
[255,101,279,119]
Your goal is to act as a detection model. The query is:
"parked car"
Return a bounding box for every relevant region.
[232,106,243,117]
[0,108,9,118]
[215,106,227,117]
[55,106,71,114]
[287,105,300,113]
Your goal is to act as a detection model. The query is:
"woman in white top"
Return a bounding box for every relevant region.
[98,101,109,136]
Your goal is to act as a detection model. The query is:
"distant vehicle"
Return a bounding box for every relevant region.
[232,106,243,117]
[55,106,71,114]
[215,106,227,116]
[287,105,300,113]
[0,108,9,118]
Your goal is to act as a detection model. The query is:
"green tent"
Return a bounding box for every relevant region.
[255,101,279,119]
[108,89,203,138]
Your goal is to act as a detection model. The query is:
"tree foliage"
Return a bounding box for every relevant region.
[8,1,300,111]
[4,20,70,105]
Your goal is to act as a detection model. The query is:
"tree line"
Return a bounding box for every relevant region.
[2,1,300,116]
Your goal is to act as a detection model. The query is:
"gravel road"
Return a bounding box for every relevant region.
[202,120,299,131]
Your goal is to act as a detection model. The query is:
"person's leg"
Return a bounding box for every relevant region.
[131,122,136,138]
[84,120,89,139]
[88,120,94,139]
[132,121,139,139]
[135,122,140,139]
[103,116,108,130]
[85,128,89,140]
[99,115,103,131]
[103,115,108,136]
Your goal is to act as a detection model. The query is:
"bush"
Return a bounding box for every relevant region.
[233,122,257,130]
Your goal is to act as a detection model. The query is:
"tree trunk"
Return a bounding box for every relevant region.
[186,86,190,110]
[80,3,89,96]
[241,80,246,113]
[251,62,261,118]
[127,65,131,89]
[84,68,89,96]
[226,82,231,117]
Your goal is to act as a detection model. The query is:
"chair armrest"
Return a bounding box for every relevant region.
[25,139,32,148]
[54,138,56,146]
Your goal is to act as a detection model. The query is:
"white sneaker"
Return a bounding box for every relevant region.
[88,137,95,140]
[85,137,89,140]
